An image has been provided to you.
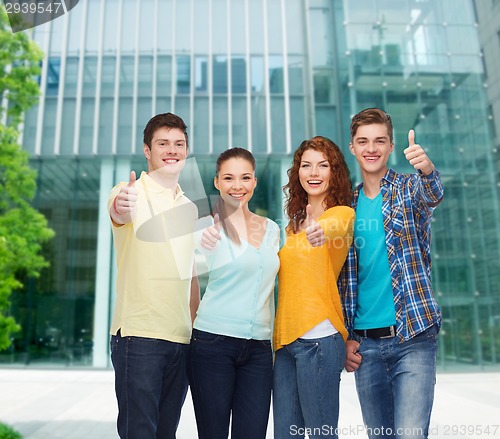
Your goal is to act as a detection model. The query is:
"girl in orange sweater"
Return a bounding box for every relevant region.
[273,136,354,439]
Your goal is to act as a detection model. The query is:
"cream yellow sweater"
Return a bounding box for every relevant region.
[273,206,355,350]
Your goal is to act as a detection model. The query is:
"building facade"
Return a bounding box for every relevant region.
[1,0,499,370]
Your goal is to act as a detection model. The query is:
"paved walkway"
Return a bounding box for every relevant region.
[0,368,499,438]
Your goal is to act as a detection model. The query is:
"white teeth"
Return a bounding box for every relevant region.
[230,194,244,198]
[308,180,322,184]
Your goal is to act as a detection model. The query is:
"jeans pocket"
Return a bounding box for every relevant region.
[110,335,119,356]
[192,329,224,344]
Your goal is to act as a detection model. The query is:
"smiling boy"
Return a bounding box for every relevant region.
[340,108,444,439]
[108,113,200,439]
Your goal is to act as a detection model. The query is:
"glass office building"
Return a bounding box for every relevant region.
[1,0,499,370]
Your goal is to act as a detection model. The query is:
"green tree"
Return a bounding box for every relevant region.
[0,7,54,351]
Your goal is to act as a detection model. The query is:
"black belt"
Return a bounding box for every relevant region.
[354,325,396,339]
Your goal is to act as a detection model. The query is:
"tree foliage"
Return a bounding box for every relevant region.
[0,7,54,351]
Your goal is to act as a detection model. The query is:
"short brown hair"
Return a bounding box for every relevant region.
[143,113,189,149]
[350,108,393,142]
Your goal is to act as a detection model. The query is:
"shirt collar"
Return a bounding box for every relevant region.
[140,171,185,200]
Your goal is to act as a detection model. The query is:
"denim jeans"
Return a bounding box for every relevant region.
[188,329,273,439]
[110,331,189,439]
[354,325,439,439]
[273,333,346,439]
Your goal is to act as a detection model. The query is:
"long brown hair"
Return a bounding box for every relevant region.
[212,147,256,244]
[284,136,352,233]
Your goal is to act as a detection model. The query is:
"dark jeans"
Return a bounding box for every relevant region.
[188,329,273,439]
[110,331,189,439]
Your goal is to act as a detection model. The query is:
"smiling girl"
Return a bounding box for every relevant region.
[188,147,280,439]
[273,136,355,439]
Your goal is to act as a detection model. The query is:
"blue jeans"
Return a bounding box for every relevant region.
[188,329,273,439]
[110,331,189,439]
[273,333,346,439]
[354,325,439,439]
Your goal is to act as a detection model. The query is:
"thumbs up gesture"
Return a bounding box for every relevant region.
[403,130,434,176]
[305,204,326,247]
[112,171,139,223]
[201,213,222,250]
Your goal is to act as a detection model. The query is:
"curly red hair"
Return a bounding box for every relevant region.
[284,136,352,233]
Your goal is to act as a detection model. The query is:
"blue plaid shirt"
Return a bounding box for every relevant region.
[339,168,444,342]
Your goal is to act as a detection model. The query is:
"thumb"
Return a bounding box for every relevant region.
[305,204,313,227]
[128,171,136,187]
[213,213,221,232]
[408,129,415,147]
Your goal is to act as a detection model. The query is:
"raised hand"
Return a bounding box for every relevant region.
[305,204,326,247]
[114,171,138,216]
[403,130,434,176]
[201,213,222,250]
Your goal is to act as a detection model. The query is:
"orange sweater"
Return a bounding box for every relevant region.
[273,206,355,350]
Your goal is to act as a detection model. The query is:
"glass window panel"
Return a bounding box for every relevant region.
[67,3,82,55]
[117,98,133,154]
[251,97,267,153]
[139,0,155,52]
[98,98,114,155]
[194,98,210,153]
[138,56,153,96]
[47,57,61,96]
[441,0,476,25]
[41,98,57,155]
[82,57,97,97]
[344,0,376,23]
[174,97,190,131]
[79,98,95,155]
[119,56,135,96]
[103,0,119,53]
[49,12,64,55]
[315,106,336,140]
[290,97,306,146]
[121,0,136,54]
[213,56,228,94]
[137,98,153,149]
[22,107,39,155]
[212,0,228,54]
[269,56,284,94]
[156,97,172,115]
[64,57,79,97]
[232,97,248,148]
[270,97,286,153]
[175,0,192,52]
[101,57,116,98]
[374,0,409,24]
[176,56,191,94]
[157,56,173,96]
[248,0,264,54]
[313,69,334,104]
[232,57,247,94]
[288,56,304,95]
[447,26,481,56]
[158,0,174,52]
[84,0,100,54]
[195,56,208,93]
[60,99,76,155]
[285,0,304,54]
[230,0,246,54]
[251,56,264,93]
[213,97,229,153]
[266,0,282,54]
[309,8,333,66]
[194,1,210,53]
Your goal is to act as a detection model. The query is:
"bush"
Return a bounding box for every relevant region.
[0,422,22,439]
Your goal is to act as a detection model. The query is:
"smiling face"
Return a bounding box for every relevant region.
[350,123,394,179]
[143,127,188,176]
[214,157,257,209]
[298,148,331,203]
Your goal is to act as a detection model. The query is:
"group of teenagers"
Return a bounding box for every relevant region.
[108,107,444,439]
